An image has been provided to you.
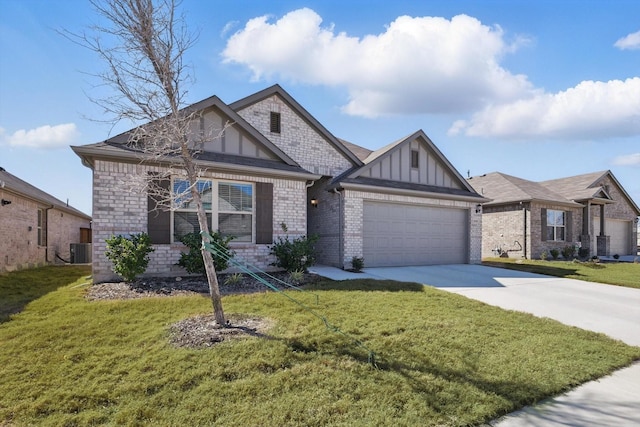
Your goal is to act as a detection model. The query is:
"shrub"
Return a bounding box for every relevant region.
[177,232,234,274]
[224,272,243,286]
[578,247,589,260]
[561,245,575,260]
[613,254,620,260]
[289,270,305,285]
[540,251,548,261]
[270,225,318,273]
[351,256,365,272]
[550,249,560,260]
[105,233,155,282]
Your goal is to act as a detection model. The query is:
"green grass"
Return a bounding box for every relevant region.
[1,266,639,426]
[483,258,640,289]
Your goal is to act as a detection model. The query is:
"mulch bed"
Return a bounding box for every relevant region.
[85,271,322,349]
[86,271,322,301]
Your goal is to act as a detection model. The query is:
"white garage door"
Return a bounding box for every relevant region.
[594,218,631,255]
[363,202,468,267]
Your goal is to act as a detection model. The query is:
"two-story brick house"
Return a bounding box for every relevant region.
[73,85,486,283]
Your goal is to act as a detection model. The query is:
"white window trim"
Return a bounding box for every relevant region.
[170,178,255,244]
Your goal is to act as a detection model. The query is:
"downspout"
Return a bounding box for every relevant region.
[522,202,528,259]
[332,188,344,269]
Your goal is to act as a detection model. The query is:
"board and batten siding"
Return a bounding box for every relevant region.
[359,139,462,189]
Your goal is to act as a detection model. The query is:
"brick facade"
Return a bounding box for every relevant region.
[236,95,354,177]
[91,160,308,283]
[0,188,90,272]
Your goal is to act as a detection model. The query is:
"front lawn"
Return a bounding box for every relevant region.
[1,266,639,426]
[483,258,640,289]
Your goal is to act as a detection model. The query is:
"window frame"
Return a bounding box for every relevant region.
[170,178,255,244]
[410,149,419,169]
[546,209,566,242]
[37,208,47,247]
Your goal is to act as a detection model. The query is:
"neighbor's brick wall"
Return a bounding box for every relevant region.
[0,189,90,272]
[530,203,582,260]
[236,95,354,176]
[481,204,528,259]
[91,160,308,283]
[46,208,91,262]
[341,189,482,269]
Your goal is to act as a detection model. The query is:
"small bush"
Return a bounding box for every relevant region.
[289,270,305,285]
[578,247,589,260]
[561,245,575,260]
[613,254,620,260]
[540,251,548,261]
[351,256,365,272]
[550,249,560,260]
[270,225,318,273]
[105,233,155,282]
[224,273,243,286]
[177,232,234,274]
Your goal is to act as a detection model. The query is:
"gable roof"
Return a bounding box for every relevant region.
[230,84,363,167]
[72,93,321,180]
[332,130,486,202]
[91,94,298,166]
[0,167,91,219]
[541,170,640,214]
[467,172,582,208]
[338,138,372,162]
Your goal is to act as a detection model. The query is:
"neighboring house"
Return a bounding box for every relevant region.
[0,167,92,272]
[73,84,487,283]
[468,171,640,259]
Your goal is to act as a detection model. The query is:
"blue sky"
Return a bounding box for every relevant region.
[1,0,639,217]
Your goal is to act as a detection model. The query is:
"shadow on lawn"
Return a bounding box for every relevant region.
[306,279,424,292]
[0,265,90,323]
[482,260,586,278]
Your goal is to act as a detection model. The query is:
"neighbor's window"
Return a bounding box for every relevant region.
[37,208,47,246]
[546,209,565,241]
[411,150,419,169]
[270,111,281,133]
[172,179,254,243]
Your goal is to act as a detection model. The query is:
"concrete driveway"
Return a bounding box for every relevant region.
[309,263,640,426]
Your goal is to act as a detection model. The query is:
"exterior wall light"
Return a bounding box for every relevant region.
[1,199,11,206]
[310,198,318,208]
[475,204,482,213]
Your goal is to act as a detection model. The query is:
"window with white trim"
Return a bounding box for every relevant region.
[546,209,565,241]
[172,179,254,243]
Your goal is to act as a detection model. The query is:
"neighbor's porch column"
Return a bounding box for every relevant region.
[599,204,606,236]
[596,204,610,256]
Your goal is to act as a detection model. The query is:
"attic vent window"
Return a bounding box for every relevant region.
[270,112,281,134]
[411,150,419,169]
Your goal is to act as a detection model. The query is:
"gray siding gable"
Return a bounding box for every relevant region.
[344,130,476,193]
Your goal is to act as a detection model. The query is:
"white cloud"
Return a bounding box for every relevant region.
[614,30,640,50]
[613,153,640,166]
[222,8,534,117]
[2,123,79,149]
[449,78,640,140]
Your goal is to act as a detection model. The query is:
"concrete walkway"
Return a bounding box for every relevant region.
[309,264,640,426]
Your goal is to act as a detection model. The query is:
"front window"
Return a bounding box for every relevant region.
[547,209,565,241]
[172,179,253,243]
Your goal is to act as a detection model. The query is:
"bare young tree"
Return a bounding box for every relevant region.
[69,0,226,324]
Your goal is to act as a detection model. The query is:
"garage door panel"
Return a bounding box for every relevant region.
[363,202,468,267]
[594,218,631,255]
